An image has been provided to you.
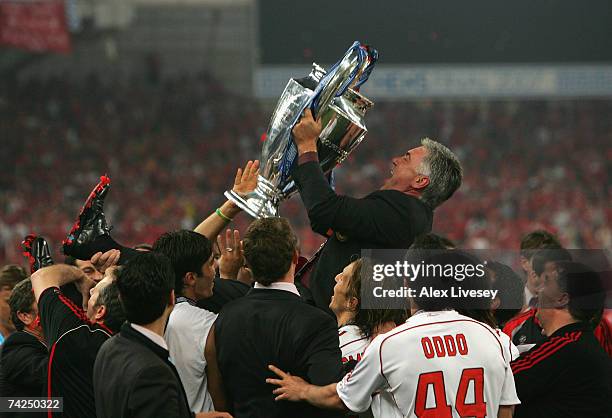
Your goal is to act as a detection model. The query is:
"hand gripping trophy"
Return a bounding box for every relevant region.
[225,41,378,218]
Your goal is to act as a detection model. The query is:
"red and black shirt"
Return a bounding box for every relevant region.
[38,287,113,418]
[511,321,611,418]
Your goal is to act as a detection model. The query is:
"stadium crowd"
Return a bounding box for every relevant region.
[1,75,611,264]
[0,74,610,418]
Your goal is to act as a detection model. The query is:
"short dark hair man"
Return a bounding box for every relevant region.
[518,230,563,311]
[206,217,343,418]
[291,109,462,314]
[511,261,611,418]
[0,264,27,344]
[30,264,125,418]
[153,230,221,413]
[0,278,47,409]
[93,252,230,418]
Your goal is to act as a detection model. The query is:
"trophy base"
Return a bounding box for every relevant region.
[224,176,282,219]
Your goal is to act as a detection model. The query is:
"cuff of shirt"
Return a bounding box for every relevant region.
[298,151,319,165]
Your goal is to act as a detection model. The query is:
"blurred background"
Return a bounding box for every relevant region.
[1,0,611,265]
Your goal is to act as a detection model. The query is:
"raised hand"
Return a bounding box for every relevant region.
[217,229,244,280]
[232,160,260,196]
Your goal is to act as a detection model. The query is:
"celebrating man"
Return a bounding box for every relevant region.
[291,109,463,313]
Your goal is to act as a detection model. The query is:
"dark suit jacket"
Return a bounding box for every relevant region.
[293,160,433,313]
[0,331,47,418]
[215,288,343,418]
[93,323,193,418]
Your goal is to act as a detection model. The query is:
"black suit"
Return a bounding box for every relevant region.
[0,331,47,418]
[93,323,193,418]
[293,160,433,313]
[215,288,343,418]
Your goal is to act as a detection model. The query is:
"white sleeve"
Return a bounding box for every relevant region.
[336,335,388,413]
[499,340,521,406]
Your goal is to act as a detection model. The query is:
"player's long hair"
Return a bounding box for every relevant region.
[347,257,407,339]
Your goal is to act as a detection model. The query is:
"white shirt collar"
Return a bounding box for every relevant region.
[131,323,168,351]
[254,281,300,296]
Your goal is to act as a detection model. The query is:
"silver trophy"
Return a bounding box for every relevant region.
[225,42,377,218]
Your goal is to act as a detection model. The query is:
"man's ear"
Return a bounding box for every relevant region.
[412,175,430,191]
[557,292,570,309]
[184,272,196,287]
[16,311,34,326]
[292,250,299,266]
[95,305,107,323]
[348,296,359,312]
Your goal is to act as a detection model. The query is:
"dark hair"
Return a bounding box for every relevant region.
[411,250,490,312]
[348,258,407,338]
[64,256,78,266]
[410,233,456,250]
[531,248,572,276]
[520,230,562,259]
[486,261,524,327]
[116,252,175,325]
[243,218,297,286]
[8,279,35,331]
[0,264,28,288]
[152,230,212,296]
[96,280,125,333]
[554,261,605,326]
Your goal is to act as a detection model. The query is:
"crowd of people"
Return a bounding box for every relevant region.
[1,75,610,265]
[0,73,610,418]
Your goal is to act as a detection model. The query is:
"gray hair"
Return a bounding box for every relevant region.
[417,138,463,208]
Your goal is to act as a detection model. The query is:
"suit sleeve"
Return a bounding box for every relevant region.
[128,365,192,418]
[299,313,343,385]
[292,161,414,243]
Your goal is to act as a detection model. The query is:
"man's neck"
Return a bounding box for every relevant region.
[542,311,579,337]
[181,288,196,301]
[24,327,45,343]
[137,316,168,339]
[336,311,355,328]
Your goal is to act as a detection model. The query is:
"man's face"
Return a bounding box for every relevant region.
[194,253,216,299]
[86,275,113,323]
[0,285,15,331]
[329,262,356,316]
[75,260,103,283]
[382,146,428,192]
[536,265,565,330]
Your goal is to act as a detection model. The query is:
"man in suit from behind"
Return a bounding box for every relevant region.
[93,252,231,418]
[206,217,344,418]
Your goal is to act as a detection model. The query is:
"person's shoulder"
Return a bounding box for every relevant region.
[171,302,217,322]
[2,331,39,348]
[294,302,337,326]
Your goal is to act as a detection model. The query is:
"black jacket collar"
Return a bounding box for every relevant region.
[120,322,169,362]
[247,287,302,301]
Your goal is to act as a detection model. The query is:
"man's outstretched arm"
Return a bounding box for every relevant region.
[266,365,347,411]
[194,160,259,241]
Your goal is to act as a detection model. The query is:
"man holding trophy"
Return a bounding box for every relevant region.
[291,110,463,312]
[226,41,463,313]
